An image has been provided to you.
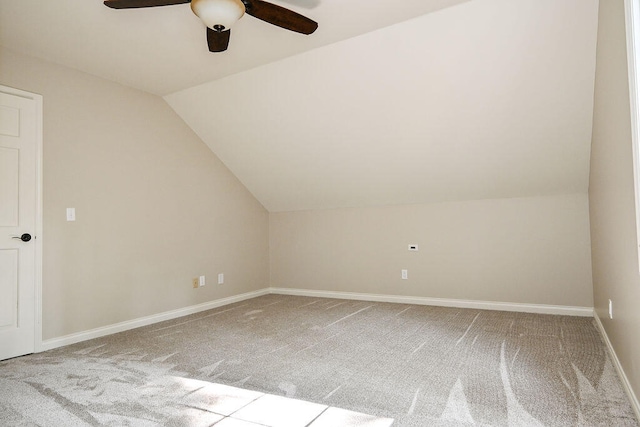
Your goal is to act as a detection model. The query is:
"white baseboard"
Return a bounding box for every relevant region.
[39,287,593,353]
[593,312,640,422]
[40,288,269,352]
[269,287,594,317]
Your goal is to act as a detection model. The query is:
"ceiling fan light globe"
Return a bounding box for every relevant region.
[191,0,245,31]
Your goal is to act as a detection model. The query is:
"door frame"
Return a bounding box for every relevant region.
[1,85,43,354]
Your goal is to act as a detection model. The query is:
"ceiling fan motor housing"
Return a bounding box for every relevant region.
[191,0,246,31]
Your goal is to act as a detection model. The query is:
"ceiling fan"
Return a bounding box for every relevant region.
[103,0,318,52]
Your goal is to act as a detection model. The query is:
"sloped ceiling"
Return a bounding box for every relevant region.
[0,0,470,95]
[165,0,599,212]
[1,0,599,213]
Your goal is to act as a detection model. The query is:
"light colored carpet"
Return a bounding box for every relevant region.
[0,294,638,426]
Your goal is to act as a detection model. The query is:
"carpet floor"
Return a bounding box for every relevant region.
[0,294,638,426]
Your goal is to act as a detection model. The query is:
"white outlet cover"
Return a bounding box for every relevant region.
[66,208,76,221]
[218,273,224,284]
[199,275,206,286]
[401,269,408,280]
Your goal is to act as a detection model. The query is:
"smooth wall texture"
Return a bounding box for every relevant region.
[0,48,269,340]
[270,194,593,308]
[166,0,598,213]
[589,0,640,403]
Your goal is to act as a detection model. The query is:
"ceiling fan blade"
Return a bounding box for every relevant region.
[104,0,190,9]
[244,0,318,35]
[207,27,231,52]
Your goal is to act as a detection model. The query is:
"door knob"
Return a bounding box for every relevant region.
[12,233,32,242]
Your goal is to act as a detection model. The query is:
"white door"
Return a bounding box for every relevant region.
[0,88,39,360]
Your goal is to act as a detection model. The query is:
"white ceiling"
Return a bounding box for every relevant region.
[166,0,600,212]
[1,0,599,213]
[0,0,470,95]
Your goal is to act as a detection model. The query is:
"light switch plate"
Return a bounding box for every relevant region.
[66,208,76,221]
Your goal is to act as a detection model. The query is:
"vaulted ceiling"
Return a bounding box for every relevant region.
[0,0,470,95]
[1,0,599,212]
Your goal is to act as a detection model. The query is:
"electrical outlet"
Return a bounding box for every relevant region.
[199,275,206,287]
[401,269,408,280]
[218,273,224,285]
[192,278,199,289]
[609,299,613,320]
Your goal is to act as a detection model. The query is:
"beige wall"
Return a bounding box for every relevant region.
[589,0,640,403]
[0,48,269,340]
[270,194,593,307]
